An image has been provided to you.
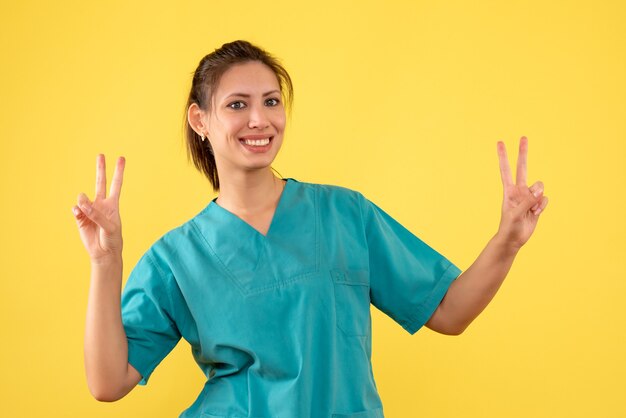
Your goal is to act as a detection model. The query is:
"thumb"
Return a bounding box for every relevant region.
[515,190,542,217]
[76,193,115,232]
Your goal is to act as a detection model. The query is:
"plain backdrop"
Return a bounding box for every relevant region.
[1,0,625,417]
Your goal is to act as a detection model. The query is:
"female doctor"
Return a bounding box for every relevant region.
[73,40,549,417]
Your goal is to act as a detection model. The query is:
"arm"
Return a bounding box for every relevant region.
[85,258,142,401]
[425,137,549,335]
[425,233,519,335]
[74,155,141,401]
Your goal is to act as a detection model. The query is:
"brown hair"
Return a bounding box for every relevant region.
[183,40,294,191]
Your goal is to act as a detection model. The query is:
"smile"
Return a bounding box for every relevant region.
[241,137,271,146]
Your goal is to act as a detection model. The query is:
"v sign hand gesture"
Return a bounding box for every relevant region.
[73,154,126,264]
[424,136,549,335]
[496,137,549,250]
[75,156,143,399]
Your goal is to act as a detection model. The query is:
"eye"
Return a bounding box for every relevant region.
[227,101,246,110]
[265,98,280,106]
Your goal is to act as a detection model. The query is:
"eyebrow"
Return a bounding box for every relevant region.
[224,90,281,100]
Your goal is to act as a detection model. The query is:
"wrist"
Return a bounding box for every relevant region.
[90,253,123,268]
[90,256,123,287]
[491,232,522,256]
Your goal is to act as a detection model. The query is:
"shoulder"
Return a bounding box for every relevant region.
[139,209,208,272]
[288,179,370,232]
[288,178,366,207]
[291,180,403,231]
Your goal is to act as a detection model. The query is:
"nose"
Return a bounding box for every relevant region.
[248,104,270,129]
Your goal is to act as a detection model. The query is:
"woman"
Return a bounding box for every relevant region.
[73,40,548,417]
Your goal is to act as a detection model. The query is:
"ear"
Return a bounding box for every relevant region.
[187,103,207,136]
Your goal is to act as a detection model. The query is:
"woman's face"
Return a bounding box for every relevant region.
[204,61,286,177]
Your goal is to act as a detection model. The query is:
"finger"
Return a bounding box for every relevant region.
[72,205,91,230]
[72,205,85,220]
[77,193,115,231]
[512,189,542,218]
[72,204,92,228]
[77,193,93,215]
[533,196,549,216]
[109,156,126,200]
[497,141,514,187]
[95,154,106,200]
[516,136,528,186]
[528,180,544,197]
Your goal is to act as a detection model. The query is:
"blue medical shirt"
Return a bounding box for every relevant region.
[121,178,462,417]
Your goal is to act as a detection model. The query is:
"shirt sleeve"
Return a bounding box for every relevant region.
[121,249,182,385]
[359,194,463,335]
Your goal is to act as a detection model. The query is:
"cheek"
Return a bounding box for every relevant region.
[211,113,245,138]
[273,114,286,132]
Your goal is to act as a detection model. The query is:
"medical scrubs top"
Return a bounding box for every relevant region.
[121,178,462,418]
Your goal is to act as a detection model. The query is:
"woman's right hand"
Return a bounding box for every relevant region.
[73,154,126,264]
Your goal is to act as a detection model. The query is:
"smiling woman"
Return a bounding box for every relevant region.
[188,61,286,183]
[73,40,548,418]
[183,40,293,192]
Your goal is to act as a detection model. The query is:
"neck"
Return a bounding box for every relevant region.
[215,168,284,215]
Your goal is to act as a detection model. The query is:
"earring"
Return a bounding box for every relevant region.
[200,133,206,141]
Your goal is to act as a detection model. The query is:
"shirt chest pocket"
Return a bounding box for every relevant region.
[331,269,371,337]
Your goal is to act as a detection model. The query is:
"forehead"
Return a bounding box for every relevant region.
[215,61,280,98]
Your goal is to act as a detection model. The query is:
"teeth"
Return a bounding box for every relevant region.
[242,138,270,146]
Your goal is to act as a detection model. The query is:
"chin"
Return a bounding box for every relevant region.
[243,157,279,171]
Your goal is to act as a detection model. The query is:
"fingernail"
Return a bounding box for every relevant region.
[72,206,79,216]
[531,203,539,211]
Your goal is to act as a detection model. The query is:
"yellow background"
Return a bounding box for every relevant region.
[1,0,625,416]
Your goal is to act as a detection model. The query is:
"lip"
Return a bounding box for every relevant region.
[238,135,274,153]
[239,134,274,140]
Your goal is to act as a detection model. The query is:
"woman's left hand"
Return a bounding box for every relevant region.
[496,136,549,250]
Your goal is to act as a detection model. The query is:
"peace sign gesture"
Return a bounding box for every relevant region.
[72,155,126,264]
[496,137,549,250]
